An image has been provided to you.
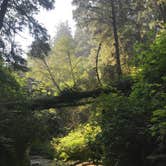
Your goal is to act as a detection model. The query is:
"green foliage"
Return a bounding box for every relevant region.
[85,29,166,166]
[0,66,20,100]
[29,38,51,59]
[51,124,101,161]
[1,1,166,166]
[27,22,100,93]
[143,31,166,83]
[150,106,166,141]
[91,92,151,166]
[0,0,55,69]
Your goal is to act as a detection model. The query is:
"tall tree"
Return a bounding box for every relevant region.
[72,0,127,77]
[72,0,160,77]
[110,0,122,76]
[0,0,55,70]
[50,22,77,87]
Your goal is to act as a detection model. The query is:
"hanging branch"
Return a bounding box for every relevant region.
[95,42,102,87]
[42,57,62,93]
[29,38,62,93]
[67,51,76,86]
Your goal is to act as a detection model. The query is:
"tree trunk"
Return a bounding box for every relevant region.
[95,42,102,86]
[15,146,31,166]
[0,0,9,31]
[42,57,61,92]
[111,0,122,78]
[158,2,166,23]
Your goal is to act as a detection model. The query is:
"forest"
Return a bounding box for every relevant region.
[0,0,166,166]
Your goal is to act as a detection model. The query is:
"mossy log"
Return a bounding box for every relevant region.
[1,88,111,110]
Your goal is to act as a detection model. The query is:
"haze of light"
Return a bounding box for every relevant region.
[16,0,76,52]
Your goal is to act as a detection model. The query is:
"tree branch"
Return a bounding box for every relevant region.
[95,42,102,87]
[0,0,9,31]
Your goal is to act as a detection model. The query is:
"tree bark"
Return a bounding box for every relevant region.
[95,42,102,86]
[158,2,166,23]
[0,0,9,31]
[111,0,122,78]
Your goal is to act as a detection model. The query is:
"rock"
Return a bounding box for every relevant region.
[31,160,41,166]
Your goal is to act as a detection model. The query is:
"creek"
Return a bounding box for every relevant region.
[30,156,57,166]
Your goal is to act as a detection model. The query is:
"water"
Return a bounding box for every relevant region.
[30,156,102,166]
[30,156,57,166]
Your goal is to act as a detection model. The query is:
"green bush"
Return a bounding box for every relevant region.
[51,124,101,162]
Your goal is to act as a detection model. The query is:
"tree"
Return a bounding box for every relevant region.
[48,22,77,88]
[155,0,166,22]
[72,0,162,78]
[89,27,166,166]
[73,0,122,77]
[29,37,62,92]
[0,0,55,69]
[0,1,56,165]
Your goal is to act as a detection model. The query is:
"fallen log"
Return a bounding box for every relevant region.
[1,88,112,110]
